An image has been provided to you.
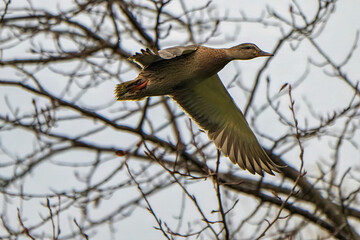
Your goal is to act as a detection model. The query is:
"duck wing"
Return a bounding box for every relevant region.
[171,74,279,176]
[130,45,198,69]
[158,45,198,59]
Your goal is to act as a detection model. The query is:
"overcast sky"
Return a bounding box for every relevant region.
[1,0,360,239]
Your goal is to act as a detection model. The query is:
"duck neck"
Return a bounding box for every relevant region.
[224,47,248,60]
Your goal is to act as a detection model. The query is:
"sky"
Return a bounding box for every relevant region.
[0,0,360,239]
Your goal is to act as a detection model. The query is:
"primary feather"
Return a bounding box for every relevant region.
[116,44,281,175]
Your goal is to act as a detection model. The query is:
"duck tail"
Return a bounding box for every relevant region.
[115,79,148,101]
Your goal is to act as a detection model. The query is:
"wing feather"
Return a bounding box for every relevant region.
[158,45,198,59]
[129,48,162,68]
[171,74,279,175]
[130,45,198,69]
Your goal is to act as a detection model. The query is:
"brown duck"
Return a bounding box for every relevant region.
[115,43,280,176]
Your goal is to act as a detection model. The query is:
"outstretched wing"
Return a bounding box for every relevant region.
[171,74,279,176]
[130,45,198,69]
[158,45,198,59]
[129,48,162,69]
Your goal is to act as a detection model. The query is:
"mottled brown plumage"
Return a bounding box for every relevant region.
[115,43,280,176]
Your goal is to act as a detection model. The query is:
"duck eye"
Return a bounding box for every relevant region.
[244,46,252,50]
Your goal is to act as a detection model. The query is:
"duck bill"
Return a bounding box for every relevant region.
[258,51,273,57]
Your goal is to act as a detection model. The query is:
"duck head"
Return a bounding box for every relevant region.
[226,43,273,60]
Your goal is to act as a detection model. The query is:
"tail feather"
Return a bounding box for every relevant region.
[115,79,147,101]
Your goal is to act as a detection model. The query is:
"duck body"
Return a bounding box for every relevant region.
[115,43,280,176]
[117,46,229,100]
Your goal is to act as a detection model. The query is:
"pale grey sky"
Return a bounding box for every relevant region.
[0,0,359,239]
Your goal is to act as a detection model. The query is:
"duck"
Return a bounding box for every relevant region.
[115,43,280,176]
